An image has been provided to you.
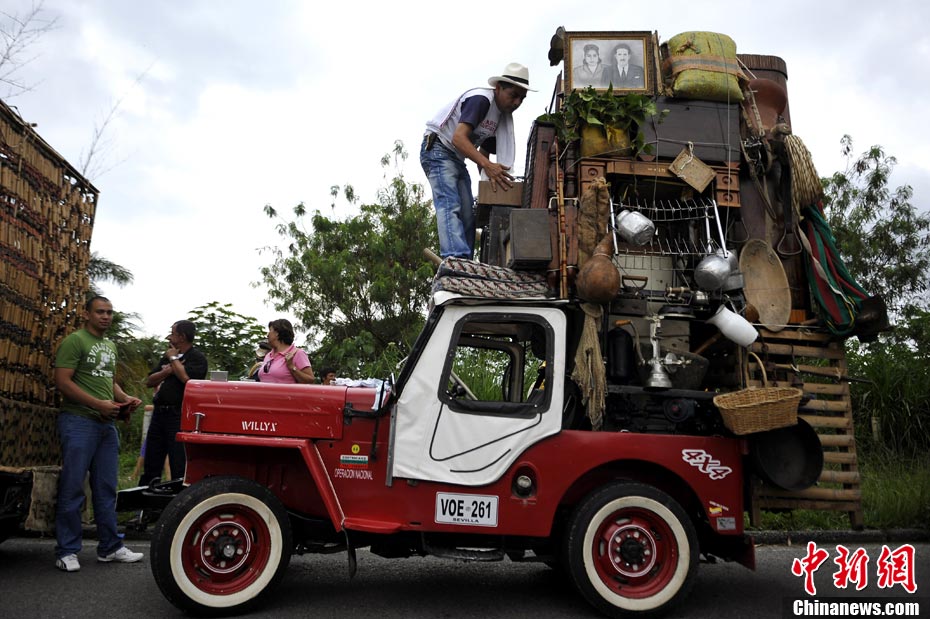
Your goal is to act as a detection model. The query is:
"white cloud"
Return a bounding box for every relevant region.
[5,0,928,344]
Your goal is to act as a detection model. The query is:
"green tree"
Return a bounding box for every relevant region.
[822,137,930,455]
[259,142,438,377]
[187,302,266,379]
[821,135,930,317]
[88,251,134,292]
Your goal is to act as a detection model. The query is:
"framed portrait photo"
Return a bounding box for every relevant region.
[565,31,655,94]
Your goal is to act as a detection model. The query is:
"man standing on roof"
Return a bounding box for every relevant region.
[421,62,535,259]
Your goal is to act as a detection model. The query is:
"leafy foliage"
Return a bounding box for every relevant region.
[259,142,438,377]
[88,251,134,293]
[821,135,930,316]
[537,85,665,155]
[846,340,929,458]
[821,136,930,455]
[187,301,266,378]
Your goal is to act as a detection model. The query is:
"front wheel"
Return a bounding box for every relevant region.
[151,476,292,616]
[564,482,698,617]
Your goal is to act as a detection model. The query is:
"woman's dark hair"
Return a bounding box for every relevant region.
[268,318,295,345]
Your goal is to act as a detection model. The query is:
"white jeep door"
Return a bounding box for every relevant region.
[391,304,565,486]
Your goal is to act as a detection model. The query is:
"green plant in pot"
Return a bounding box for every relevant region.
[538,85,665,157]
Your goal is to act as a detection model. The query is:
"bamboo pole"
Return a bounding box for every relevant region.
[554,141,568,299]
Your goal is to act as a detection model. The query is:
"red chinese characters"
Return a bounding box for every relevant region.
[833,545,869,590]
[876,544,917,593]
[792,541,830,595]
[792,542,918,596]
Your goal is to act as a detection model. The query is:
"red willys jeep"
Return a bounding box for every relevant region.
[146,294,755,617]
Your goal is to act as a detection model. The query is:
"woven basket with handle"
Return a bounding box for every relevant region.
[713,352,802,435]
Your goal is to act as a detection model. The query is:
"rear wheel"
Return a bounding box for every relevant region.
[151,476,292,616]
[564,482,698,617]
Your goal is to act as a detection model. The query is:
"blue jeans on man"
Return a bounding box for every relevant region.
[420,135,476,259]
[55,412,124,559]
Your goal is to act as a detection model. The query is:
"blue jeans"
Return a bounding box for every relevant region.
[55,413,123,558]
[420,135,475,259]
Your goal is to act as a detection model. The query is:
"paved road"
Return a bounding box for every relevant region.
[1,538,927,618]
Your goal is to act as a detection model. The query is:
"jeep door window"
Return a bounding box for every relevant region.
[441,314,552,415]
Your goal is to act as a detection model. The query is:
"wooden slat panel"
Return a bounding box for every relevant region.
[799,414,852,429]
[757,328,832,343]
[818,434,856,447]
[750,342,845,359]
[755,499,861,512]
[802,383,849,396]
[823,452,857,464]
[758,486,861,501]
[744,317,862,528]
[801,400,850,413]
[818,470,860,484]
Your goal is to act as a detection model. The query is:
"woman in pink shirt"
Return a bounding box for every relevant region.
[258,319,315,384]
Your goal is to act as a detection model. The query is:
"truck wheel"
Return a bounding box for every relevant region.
[151,476,292,616]
[564,482,697,617]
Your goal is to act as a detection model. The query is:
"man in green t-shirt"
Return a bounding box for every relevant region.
[53,296,144,572]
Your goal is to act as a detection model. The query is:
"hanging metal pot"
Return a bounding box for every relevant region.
[615,209,655,246]
[694,253,731,291]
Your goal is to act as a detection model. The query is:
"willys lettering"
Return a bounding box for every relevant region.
[241,420,278,433]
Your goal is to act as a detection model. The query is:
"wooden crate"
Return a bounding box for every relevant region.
[745,327,863,529]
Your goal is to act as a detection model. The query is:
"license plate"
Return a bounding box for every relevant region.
[435,492,499,527]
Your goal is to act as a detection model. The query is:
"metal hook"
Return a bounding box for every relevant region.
[727,216,750,244]
[776,222,803,257]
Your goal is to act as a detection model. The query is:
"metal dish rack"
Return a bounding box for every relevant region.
[610,198,726,296]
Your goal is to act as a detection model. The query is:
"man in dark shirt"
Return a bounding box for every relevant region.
[139,319,208,485]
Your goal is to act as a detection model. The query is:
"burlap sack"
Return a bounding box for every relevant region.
[664,32,746,102]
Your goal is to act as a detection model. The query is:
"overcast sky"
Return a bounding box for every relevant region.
[6,0,929,345]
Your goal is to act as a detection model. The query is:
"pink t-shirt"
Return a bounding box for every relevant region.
[258,345,311,384]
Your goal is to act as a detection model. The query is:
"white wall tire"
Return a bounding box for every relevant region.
[565,482,698,617]
[151,477,292,616]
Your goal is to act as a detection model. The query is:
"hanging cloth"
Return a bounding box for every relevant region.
[799,202,869,336]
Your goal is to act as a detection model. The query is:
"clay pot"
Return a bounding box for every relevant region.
[576,236,620,303]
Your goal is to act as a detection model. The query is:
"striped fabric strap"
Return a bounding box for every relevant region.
[663,55,748,78]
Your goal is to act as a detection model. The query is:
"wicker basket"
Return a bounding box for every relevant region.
[713,353,802,435]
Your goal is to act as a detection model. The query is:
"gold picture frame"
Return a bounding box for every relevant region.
[565,31,655,94]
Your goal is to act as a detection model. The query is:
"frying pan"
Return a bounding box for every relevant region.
[749,417,823,491]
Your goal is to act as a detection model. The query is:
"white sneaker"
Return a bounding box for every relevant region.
[56,554,81,572]
[97,546,143,563]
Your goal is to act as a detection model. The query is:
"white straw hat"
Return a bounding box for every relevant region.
[488,62,536,92]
